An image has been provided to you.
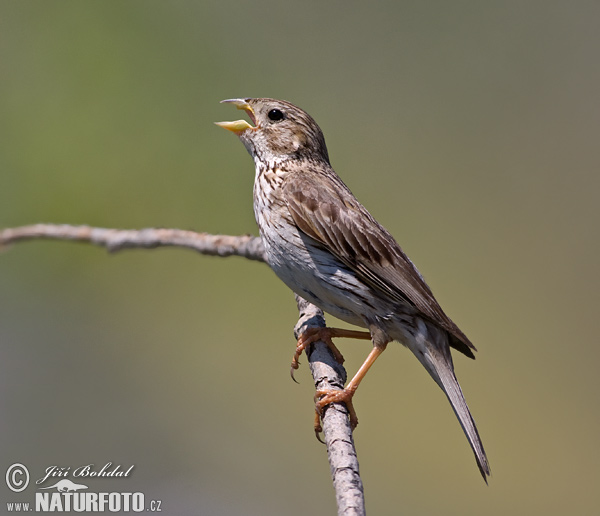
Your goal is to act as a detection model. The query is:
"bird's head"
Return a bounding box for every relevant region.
[216,98,330,165]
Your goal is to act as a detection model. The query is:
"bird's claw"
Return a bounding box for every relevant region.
[291,328,346,382]
[313,387,359,437]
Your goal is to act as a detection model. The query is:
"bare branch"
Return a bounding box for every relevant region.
[0,224,266,261]
[294,296,366,516]
[1,223,364,516]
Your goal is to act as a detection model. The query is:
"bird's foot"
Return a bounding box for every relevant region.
[291,327,346,382]
[313,387,358,438]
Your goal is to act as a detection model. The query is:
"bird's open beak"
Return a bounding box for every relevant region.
[215,98,257,134]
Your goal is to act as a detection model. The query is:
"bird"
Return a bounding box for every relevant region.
[216,97,490,481]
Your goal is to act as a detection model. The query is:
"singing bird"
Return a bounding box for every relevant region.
[217,98,490,481]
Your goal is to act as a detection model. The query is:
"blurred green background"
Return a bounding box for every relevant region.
[1,1,599,514]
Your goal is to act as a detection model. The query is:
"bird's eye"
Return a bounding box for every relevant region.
[267,109,285,121]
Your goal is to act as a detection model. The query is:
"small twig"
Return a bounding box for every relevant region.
[0,223,365,516]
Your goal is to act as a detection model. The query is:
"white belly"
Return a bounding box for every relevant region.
[260,221,372,328]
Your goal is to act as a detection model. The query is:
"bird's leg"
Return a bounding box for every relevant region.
[314,341,388,435]
[291,327,372,380]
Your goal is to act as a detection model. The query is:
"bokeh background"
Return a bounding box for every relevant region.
[1,1,599,514]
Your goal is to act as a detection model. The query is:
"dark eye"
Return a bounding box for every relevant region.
[267,109,285,121]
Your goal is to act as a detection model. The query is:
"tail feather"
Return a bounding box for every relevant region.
[430,354,491,482]
[405,324,491,481]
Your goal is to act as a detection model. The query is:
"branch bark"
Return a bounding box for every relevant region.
[294,296,365,515]
[1,223,365,516]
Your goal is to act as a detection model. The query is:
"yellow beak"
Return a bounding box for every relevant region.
[215,98,257,135]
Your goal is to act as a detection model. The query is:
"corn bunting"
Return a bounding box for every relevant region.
[217,98,490,481]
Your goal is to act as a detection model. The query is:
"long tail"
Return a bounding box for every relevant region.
[406,327,491,482]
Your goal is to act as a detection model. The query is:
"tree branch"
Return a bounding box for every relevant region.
[0,223,365,516]
[0,224,266,260]
[294,296,365,516]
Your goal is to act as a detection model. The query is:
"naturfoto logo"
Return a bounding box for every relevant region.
[5,462,161,513]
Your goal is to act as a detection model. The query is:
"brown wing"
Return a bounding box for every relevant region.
[282,169,476,358]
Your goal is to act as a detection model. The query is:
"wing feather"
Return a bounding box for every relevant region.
[282,171,476,357]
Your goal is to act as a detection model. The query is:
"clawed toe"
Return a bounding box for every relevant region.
[291,328,346,381]
[313,387,359,437]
